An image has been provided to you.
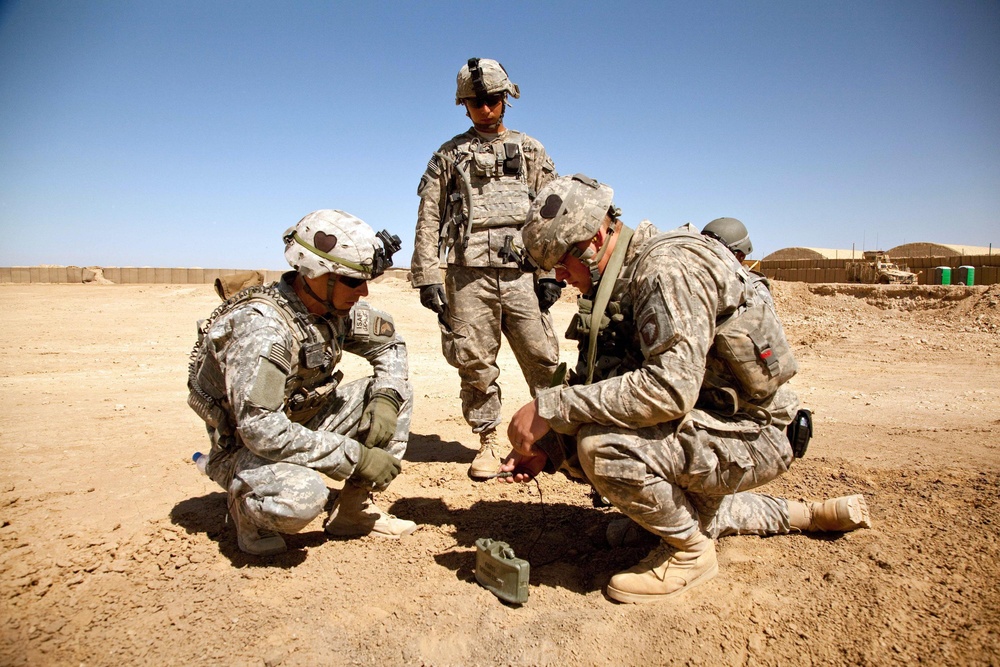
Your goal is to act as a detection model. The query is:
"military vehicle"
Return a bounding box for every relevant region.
[846,251,917,284]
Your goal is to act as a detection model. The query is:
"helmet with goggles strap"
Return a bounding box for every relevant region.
[283,209,400,280]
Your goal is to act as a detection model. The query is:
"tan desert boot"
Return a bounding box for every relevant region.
[324,483,417,539]
[469,430,502,479]
[228,480,287,557]
[788,494,871,532]
[606,532,718,604]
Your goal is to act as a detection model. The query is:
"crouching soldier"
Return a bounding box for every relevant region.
[187,210,417,556]
[502,174,870,603]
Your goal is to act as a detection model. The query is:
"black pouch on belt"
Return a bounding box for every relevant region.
[786,408,813,458]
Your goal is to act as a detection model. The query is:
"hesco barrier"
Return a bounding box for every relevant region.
[758,254,999,285]
[0,266,413,285]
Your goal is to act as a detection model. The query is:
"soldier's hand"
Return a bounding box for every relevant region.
[352,447,401,488]
[419,284,448,314]
[360,389,402,449]
[535,279,564,313]
[507,399,551,456]
[499,449,547,484]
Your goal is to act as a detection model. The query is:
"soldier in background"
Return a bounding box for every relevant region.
[187,210,417,556]
[410,58,562,479]
[503,175,870,603]
[702,216,776,310]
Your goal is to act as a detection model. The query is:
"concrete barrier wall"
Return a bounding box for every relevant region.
[0,266,412,285]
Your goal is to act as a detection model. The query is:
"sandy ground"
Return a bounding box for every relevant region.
[1,279,998,667]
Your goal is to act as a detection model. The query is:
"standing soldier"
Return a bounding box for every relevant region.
[503,175,870,603]
[410,58,562,479]
[187,210,417,556]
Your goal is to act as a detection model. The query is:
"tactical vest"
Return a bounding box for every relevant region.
[461,130,530,230]
[186,281,345,436]
[567,230,797,415]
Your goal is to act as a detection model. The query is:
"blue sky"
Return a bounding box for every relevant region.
[1,0,997,270]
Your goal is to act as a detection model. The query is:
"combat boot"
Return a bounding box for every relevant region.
[324,483,417,539]
[788,494,871,532]
[606,532,718,604]
[469,430,502,479]
[228,480,287,557]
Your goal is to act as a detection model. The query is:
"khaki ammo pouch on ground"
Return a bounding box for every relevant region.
[714,302,798,401]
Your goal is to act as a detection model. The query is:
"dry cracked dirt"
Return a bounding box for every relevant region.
[1,280,998,666]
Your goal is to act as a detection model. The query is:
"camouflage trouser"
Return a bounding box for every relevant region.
[576,410,795,545]
[440,265,560,433]
[209,376,412,535]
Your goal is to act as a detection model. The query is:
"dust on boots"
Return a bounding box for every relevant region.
[324,483,417,539]
[469,429,502,480]
[788,495,871,532]
[606,532,718,604]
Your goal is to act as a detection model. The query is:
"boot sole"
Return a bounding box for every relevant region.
[606,561,719,604]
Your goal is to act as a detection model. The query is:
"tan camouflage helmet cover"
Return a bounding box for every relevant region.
[522,174,615,271]
[455,57,520,105]
[282,209,380,280]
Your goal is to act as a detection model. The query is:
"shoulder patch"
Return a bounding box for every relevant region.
[637,279,679,359]
[374,315,395,338]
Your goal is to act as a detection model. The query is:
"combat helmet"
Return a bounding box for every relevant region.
[702,217,753,257]
[283,209,400,280]
[522,174,616,272]
[455,58,520,105]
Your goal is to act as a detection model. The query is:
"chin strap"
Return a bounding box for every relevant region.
[298,274,342,315]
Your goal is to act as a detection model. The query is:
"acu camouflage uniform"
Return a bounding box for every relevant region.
[534,223,803,541]
[188,273,411,535]
[411,128,560,433]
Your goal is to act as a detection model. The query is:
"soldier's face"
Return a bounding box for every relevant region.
[329,275,369,312]
[464,96,505,131]
[554,251,593,293]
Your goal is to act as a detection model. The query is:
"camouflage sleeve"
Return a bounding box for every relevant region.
[217,304,362,480]
[341,302,409,399]
[411,151,449,287]
[536,246,717,433]
[523,135,557,196]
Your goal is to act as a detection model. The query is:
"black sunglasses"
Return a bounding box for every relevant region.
[467,94,504,108]
[338,275,368,289]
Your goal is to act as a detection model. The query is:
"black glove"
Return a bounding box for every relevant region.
[352,446,401,488]
[419,284,448,314]
[361,389,402,449]
[535,279,565,312]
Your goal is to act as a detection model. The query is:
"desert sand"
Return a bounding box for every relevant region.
[1,279,998,666]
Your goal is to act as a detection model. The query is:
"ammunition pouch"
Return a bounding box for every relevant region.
[714,302,798,401]
[286,370,343,424]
